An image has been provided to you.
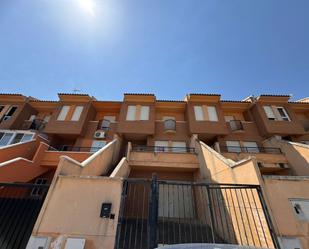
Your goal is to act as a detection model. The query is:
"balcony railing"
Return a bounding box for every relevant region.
[164,119,176,132]
[97,119,111,131]
[48,145,102,152]
[228,120,244,131]
[220,145,282,154]
[22,119,46,131]
[132,145,195,154]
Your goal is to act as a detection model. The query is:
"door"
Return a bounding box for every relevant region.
[171,141,186,152]
[154,141,168,152]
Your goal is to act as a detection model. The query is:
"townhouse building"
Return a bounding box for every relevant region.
[0,93,309,249]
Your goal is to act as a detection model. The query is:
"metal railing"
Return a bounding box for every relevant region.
[22,119,46,131]
[48,145,102,152]
[164,119,176,132]
[115,177,280,249]
[220,146,282,154]
[97,119,111,131]
[132,145,196,154]
[0,182,49,249]
[228,120,244,131]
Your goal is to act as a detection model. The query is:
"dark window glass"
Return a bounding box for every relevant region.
[6,106,17,116]
[11,133,24,144]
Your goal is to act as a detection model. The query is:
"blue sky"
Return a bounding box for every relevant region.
[0,0,308,101]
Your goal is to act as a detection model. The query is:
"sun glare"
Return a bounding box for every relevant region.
[78,0,96,17]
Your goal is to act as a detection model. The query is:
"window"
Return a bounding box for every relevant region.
[154,141,169,152]
[126,105,150,121]
[140,106,150,120]
[243,141,259,153]
[171,141,186,152]
[57,106,70,121]
[0,133,14,147]
[20,133,33,142]
[90,140,106,152]
[103,116,116,122]
[290,199,309,221]
[226,141,241,153]
[224,115,234,122]
[31,178,48,197]
[2,106,17,121]
[263,106,276,120]
[207,106,218,121]
[263,105,291,121]
[71,106,84,121]
[194,106,204,121]
[277,107,290,121]
[279,237,303,249]
[29,115,36,121]
[126,106,136,121]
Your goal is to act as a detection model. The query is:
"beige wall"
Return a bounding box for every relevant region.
[264,176,309,249]
[264,138,309,176]
[33,176,123,249]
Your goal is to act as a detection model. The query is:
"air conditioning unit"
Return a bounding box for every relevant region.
[94,131,105,139]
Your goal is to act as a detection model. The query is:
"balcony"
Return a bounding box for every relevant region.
[220,145,281,154]
[48,145,102,153]
[132,145,195,154]
[22,119,46,131]
[228,120,244,132]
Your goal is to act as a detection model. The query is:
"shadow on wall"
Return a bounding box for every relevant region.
[191,137,275,249]
[263,138,309,176]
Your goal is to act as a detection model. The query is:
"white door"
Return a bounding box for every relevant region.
[171,141,186,153]
[243,141,259,153]
[155,141,169,152]
[226,141,241,153]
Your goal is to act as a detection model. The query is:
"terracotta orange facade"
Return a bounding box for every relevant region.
[1,93,309,249]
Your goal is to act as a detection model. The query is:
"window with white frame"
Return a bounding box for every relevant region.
[171,141,186,152]
[71,106,84,121]
[263,105,291,121]
[276,107,290,121]
[243,141,259,153]
[90,140,107,152]
[140,106,150,120]
[226,141,241,153]
[207,106,218,121]
[194,106,204,121]
[1,106,18,121]
[0,131,34,147]
[263,106,276,120]
[126,105,150,121]
[126,106,136,120]
[57,106,70,121]
[154,141,169,152]
[290,199,309,221]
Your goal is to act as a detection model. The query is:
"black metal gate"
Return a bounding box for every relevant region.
[0,182,49,249]
[115,176,280,249]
